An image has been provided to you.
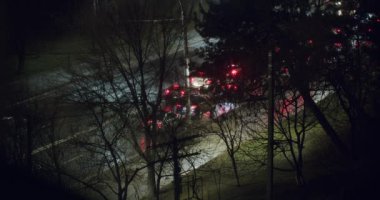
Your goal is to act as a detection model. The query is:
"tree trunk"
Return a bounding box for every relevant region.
[229,151,240,186]
[26,115,32,174]
[298,88,349,156]
[172,137,181,200]
[147,162,157,199]
[295,166,305,186]
[146,135,157,200]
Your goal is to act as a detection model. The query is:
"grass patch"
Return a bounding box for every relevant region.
[7,33,91,78]
[158,94,364,200]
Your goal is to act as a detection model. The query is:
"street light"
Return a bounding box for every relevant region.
[177,0,192,123]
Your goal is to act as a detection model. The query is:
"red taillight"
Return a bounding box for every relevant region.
[282,67,289,74]
[157,121,163,129]
[203,111,211,118]
[173,83,180,89]
[364,41,373,47]
[206,79,212,85]
[332,28,342,34]
[231,69,238,76]
[334,42,343,48]
[164,89,170,95]
[191,105,197,110]
[163,106,171,112]
[180,90,185,97]
[307,39,313,45]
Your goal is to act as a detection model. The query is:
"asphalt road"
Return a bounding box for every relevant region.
[15,30,220,199]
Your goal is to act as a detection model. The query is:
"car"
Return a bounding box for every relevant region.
[143,113,164,129]
[212,102,237,118]
[162,101,200,119]
[161,95,209,119]
[225,64,242,79]
[163,83,186,100]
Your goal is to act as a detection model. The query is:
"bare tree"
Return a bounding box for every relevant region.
[204,105,251,186]
[66,0,201,198]
[273,87,318,186]
[73,101,142,200]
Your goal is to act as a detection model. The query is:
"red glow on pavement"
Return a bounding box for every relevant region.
[140,137,146,152]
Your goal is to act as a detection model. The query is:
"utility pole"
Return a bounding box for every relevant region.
[267,50,274,200]
[172,136,181,200]
[178,0,192,123]
[26,115,33,174]
[92,0,98,14]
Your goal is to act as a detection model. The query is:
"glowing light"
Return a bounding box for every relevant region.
[163,106,171,112]
[332,28,342,34]
[173,83,180,89]
[231,69,238,76]
[157,121,163,129]
[334,42,343,48]
[164,89,170,95]
[198,71,205,76]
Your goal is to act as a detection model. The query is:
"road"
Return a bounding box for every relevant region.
[2,26,333,200]
[12,30,224,199]
[3,29,209,168]
[0,30,207,108]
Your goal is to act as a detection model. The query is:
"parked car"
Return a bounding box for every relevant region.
[212,102,237,118]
